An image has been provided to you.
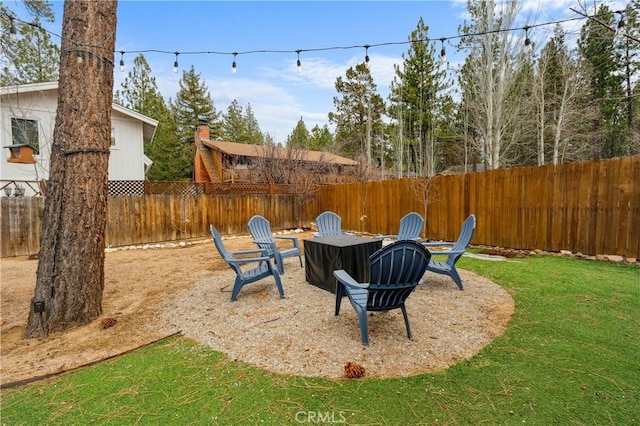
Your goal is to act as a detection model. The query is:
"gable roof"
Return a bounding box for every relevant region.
[0,82,158,143]
[201,140,358,166]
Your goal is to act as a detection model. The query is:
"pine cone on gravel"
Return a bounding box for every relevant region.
[100,317,117,329]
[343,362,366,379]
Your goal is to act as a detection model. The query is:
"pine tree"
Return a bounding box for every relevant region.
[2,13,59,85]
[26,0,117,338]
[1,2,54,78]
[389,17,450,177]
[113,54,183,180]
[328,62,385,163]
[578,5,627,158]
[308,124,334,151]
[170,66,221,179]
[244,103,264,145]
[287,117,310,148]
[222,99,247,142]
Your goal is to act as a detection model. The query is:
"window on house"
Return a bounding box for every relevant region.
[11,118,39,154]
[111,126,116,146]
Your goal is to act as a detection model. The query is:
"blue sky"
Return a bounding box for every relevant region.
[7,0,626,142]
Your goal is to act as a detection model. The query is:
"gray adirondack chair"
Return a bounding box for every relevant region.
[333,240,432,346]
[247,215,303,274]
[376,212,425,242]
[422,214,476,290]
[210,225,284,302]
[315,211,351,237]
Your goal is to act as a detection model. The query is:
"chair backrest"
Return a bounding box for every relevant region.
[448,214,476,266]
[367,240,431,310]
[210,225,242,275]
[316,211,343,237]
[396,212,425,240]
[248,215,274,242]
[210,225,232,261]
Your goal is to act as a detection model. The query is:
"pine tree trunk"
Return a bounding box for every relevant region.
[25,1,118,338]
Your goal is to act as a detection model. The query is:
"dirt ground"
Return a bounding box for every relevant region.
[1,231,514,386]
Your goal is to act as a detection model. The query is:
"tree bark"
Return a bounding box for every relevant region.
[25,1,117,338]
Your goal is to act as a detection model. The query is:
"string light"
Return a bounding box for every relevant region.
[76,50,83,64]
[118,51,125,72]
[523,26,533,54]
[615,11,625,37]
[364,45,370,69]
[172,52,179,73]
[6,10,619,75]
[439,38,447,63]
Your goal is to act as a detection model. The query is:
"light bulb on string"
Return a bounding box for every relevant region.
[296,50,302,72]
[173,52,179,73]
[118,51,125,72]
[76,50,83,64]
[523,26,533,54]
[231,52,237,74]
[364,45,370,69]
[439,38,447,63]
[616,11,625,37]
[9,17,17,40]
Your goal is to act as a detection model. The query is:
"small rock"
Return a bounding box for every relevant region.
[624,257,637,264]
[606,255,624,263]
[560,250,572,256]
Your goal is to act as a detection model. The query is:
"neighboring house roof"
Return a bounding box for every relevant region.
[0,82,158,144]
[201,140,358,166]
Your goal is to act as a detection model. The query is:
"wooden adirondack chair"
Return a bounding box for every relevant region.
[333,240,432,346]
[422,214,476,290]
[315,211,351,237]
[376,212,425,242]
[247,215,303,274]
[210,225,284,302]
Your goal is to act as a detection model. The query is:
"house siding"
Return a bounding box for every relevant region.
[1,85,154,195]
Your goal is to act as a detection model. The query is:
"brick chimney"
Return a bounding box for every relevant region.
[194,124,210,183]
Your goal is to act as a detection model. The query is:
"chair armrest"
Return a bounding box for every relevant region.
[426,248,466,256]
[422,241,455,247]
[275,235,300,248]
[228,255,272,266]
[231,248,270,257]
[333,269,369,289]
[374,234,396,239]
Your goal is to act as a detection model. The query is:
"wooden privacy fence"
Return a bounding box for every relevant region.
[1,194,314,257]
[1,156,638,258]
[316,156,640,259]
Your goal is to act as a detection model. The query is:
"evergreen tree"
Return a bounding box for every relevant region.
[113,54,184,180]
[619,1,640,155]
[1,1,54,77]
[287,117,310,148]
[328,62,385,163]
[2,11,58,85]
[244,103,264,145]
[222,99,247,142]
[170,66,221,179]
[578,5,627,158]
[389,17,450,177]
[308,124,334,151]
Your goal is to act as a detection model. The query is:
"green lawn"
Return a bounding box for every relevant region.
[2,255,638,425]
